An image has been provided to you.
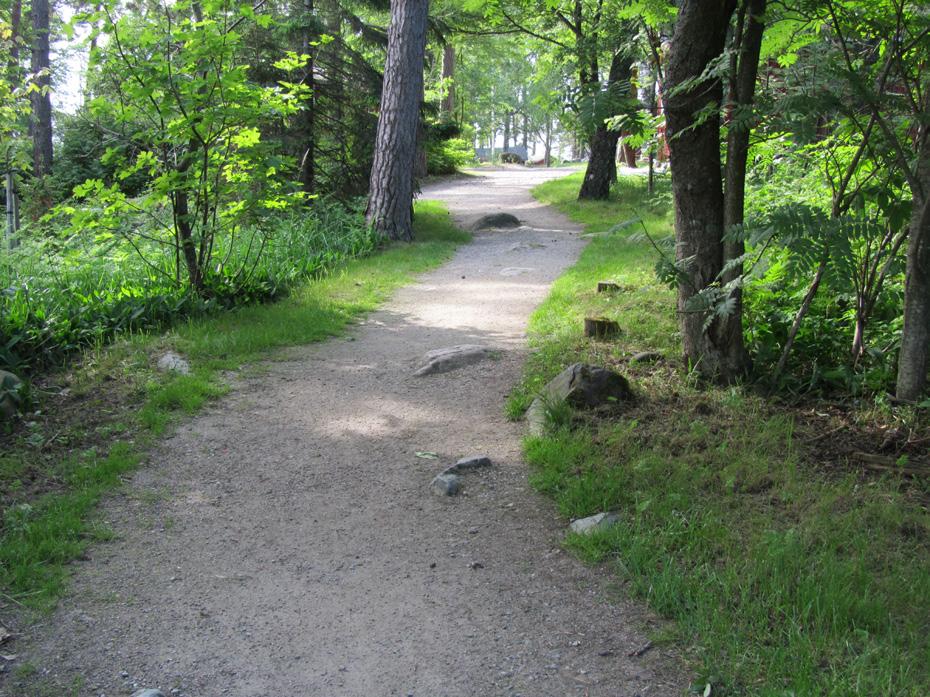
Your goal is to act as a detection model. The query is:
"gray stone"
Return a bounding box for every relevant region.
[526,399,546,437]
[569,512,620,535]
[431,473,462,496]
[630,351,662,363]
[414,345,492,377]
[156,352,190,375]
[131,690,166,697]
[445,455,492,474]
[539,363,632,410]
[0,370,23,420]
[472,213,521,230]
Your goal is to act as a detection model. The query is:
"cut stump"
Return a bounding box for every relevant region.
[597,281,620,293]
[584,317,620,339]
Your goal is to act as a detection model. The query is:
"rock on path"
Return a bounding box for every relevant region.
[6,167,683,697]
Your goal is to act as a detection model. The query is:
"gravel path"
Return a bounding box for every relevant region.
[6,167,684,697]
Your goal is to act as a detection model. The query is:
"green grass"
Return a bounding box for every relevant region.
[516,172,930,696]
[0,200,468,611]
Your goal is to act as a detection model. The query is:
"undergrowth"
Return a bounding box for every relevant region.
[0,199,378,376]
[0,200,468,611]
[514,172,930,696]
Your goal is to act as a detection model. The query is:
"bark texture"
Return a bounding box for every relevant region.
[30,0,53,178]
[366,0,429,241]
[896,130,930,401]
[578,52,632,200]
[299,0,317,196]
[720,0,766,374]
[665,0,744,382]
[441,43,455,116]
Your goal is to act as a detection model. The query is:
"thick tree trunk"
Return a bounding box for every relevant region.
[441,43,455,116]
[578,52,632,200]
[503,113,511,151]
[365,0,429,241]
[896,132,930,400]
[720,0,766,374]
[665,0,745,382]
[30,0,53,178]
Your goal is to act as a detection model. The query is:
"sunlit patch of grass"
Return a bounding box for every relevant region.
[516,172,930,696]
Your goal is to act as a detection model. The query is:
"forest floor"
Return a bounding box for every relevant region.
[3,167,684,697]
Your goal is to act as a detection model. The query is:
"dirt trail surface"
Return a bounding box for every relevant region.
[7,168,683,697]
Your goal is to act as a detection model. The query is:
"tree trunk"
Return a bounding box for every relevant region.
[578,52,631,200]
[365,0,429,242]
[896,132,930,400]
[441,42,455,116]
[665,0,745,382]
[720,0,765,374]
[544,118,552,167]
[503,113,511,151]
[8,0,21,73]
[299,0,316,196]
[30,0,53,179]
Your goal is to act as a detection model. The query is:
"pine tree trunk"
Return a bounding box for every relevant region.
[578,52,631,200]
[299,0,316,196]
[8,0,21,72]
[896,131,930,401]
[441,43,455,116]
[665,0,746,383]
[30,0,53,178]
[365,0,429,241]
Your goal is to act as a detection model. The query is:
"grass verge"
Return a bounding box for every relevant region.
[0,200,468,612]
[514,172,930,696]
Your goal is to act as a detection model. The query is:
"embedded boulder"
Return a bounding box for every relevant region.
[156,351,191,375]
[471,213,521,230]
[540,363,632,409]
[526,363,632,436]
[569,512,621,535]
[414,345,493,377]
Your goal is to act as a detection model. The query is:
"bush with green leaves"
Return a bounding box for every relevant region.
[0,200,377,375]
[66,0,309,297]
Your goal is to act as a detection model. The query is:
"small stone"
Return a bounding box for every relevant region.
[445,455,492,474]
[131,690,165,697]
[569,512,620,535]
[156,352,190,375]
[430,473,462,497]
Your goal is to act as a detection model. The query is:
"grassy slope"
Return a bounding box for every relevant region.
[514,173,930,696]
[0,200,468,611]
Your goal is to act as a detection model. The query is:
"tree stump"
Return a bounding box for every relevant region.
[584,317,620,339]
[597,281,621,293]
